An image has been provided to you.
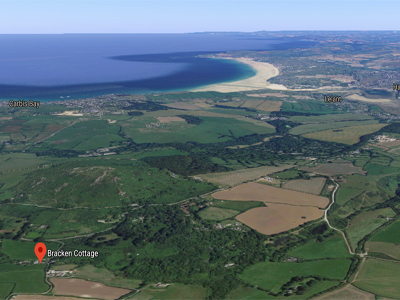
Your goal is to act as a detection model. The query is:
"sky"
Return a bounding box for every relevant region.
[1,0,398,34]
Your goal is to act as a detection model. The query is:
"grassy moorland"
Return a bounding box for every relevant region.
[10,160,215,208]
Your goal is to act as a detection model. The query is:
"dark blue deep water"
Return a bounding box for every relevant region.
[0,34,315,101]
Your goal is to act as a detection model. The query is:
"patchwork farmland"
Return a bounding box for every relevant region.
[212,182,329,208]
[212,182,329,234]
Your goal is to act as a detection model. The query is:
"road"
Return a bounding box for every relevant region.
[324,179,355,256]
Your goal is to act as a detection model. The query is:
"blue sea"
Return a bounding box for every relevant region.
[0,34,315,101]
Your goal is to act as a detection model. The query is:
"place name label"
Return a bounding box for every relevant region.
[47,249,99,258]
[9,99,40,109]
[394,83,400,91]
[324,95,342,103]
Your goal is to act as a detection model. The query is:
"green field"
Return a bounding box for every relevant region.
[370,219,400,244]
[198,207,239,221]
[0,282,14,300]
[354,157,371,167]
[289,113,373,124]
[288,236,352,259]
[1,240,60,260]
[123,116,274,144]
[0,115,74,150]
[0,264,48,295]
[329,174,398,219]
[44,120,124,151]
[239,260,351,293]
[345,208,396,252]
[364,163,400,176]
[226,280,339,300]
[335,187,363,206]
[354,259,400,299]
[290,120,379,135]
[207,108,252,116]
[212,200,263,212]
[369,156,392,166]
[366,241,400,259]
[269,169,303,180]
[281,101,344,115]
[302,124,387,145]
[225,286,273,300]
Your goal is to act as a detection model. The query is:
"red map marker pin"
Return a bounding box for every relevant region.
[34,242,46,263]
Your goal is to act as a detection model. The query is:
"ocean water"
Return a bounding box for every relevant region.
[0,34,315,101]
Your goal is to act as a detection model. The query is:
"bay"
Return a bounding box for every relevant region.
[0,34,314,101]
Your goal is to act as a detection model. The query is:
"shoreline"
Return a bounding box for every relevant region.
[189,57,287,93]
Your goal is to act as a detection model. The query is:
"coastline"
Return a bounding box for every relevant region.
[190,57,287,93]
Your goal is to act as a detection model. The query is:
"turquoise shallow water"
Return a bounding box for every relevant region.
[0,34,315,101]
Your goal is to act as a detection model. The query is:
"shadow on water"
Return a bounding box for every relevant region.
[0,38,316,101]
[0,51,255,101]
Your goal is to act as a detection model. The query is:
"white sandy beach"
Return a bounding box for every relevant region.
[190,57,287,93]
[54,111,84,116]
[189,57,368,95]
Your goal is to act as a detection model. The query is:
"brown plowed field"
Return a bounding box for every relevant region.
[236,204,324,235]
[315,284,375,300]
[2,125,23,133]
[283,178,326,195]
[212,182,329,208]
[45,124,65,132]
[13,296,81,300]
[51,278,131,300]
[156,116,185,123]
